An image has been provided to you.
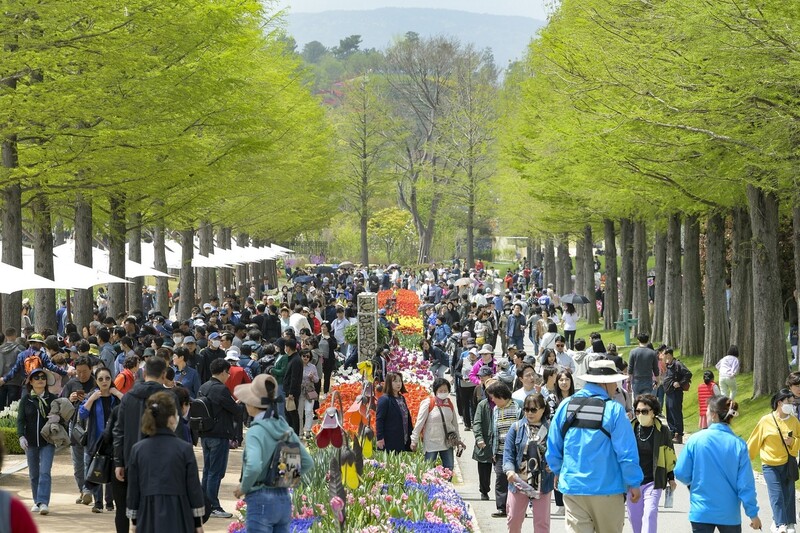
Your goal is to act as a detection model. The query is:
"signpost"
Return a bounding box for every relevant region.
[357,292,378,362]
[614,308,638,346]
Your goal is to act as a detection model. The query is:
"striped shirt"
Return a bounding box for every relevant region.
[495,403,519,449]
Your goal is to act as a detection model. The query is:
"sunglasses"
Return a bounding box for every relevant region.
[31,374,47,381]
[634,409,652,415]
[524,407,541,414]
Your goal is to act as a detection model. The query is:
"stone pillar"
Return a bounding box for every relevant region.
[357,292,378,363]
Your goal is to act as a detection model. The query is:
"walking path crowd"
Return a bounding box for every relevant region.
[0,258,798,532]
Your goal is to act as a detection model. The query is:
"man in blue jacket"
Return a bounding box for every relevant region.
[546,359,642,531]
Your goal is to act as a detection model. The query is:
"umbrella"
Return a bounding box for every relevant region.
[338,261,354,269]
[315,265,336,275]
[294,275,315,284]
[387,263,400,270]
[561,293,591,305]
[454,277,472,287]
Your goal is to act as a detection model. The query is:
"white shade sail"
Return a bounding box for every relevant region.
[0,261,63,294]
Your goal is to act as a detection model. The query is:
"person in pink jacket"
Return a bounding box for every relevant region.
[470,345,496,385]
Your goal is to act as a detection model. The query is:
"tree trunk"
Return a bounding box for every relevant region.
[703,213,730,367]
[583,225,599,325]
[236,233,249,297]
[543,238,556,290]
[747,186,787,396]
[730,207,754,373]
[663,214,682,347]
[73,193,94,330]
[603,219,619,330]
[177,228,196,321]
[359,212,369,266]
[651,229,667,343]
[417,224,434,265]
[680,215,704,356]
[794,202,800,348]
[632,220,651,336]
[559,236,572,295]
[554,237,565,297]
[217,227,231,299]
[575,237,586,319]
[466,202,475,272]
[107,197,127,319]
[1,182,22,332]
[127,213,143,313]
[32,195,56,333]
[619,218,634,313]
[153,223,170,317]
[197,220,212,304]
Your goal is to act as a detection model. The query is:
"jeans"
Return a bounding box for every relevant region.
[763,463,796,526]
[690,523,741,533]
[632,380,655,397]
[509,336,524,351]
[71,441,87,493]
[626,481,662,533]
[201,437,230,511]
[655,384,665,407]
[26,444,55,506]
[245,488,292,533]
[665,390,684,436]
[564,330,576,350]
[424,448,454,471]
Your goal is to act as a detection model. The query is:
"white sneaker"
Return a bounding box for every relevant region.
[30,504,39,513]
[554,506,565,516]
[786,525,795,533]
[39,504,49,515]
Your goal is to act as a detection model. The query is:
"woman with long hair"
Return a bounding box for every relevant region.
[560,303,578,350]
[376,372,414,453]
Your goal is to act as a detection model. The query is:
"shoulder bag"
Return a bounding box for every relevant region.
[435,403,460,449]
[772,413,799,482]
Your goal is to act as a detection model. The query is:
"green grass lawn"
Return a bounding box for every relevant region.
[572,320,772,470]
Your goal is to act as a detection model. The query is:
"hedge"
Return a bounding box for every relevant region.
[0,427,23,455]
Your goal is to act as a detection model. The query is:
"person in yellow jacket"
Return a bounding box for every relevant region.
[747,389,800,533]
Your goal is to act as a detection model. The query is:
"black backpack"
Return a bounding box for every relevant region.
[264,430,303,489]
[561,395,611,440]
[189,395,216,433]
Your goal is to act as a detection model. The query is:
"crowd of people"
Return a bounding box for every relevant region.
[0,258,798,533]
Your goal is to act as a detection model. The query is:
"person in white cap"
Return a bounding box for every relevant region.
[546,359,642,531]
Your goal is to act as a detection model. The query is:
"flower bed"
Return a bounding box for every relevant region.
[228,449,475,533]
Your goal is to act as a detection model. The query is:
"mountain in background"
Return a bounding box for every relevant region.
[285,7,544,68]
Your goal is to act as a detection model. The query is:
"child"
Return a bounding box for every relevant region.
[697,370,721,429]
[715,345,740,399]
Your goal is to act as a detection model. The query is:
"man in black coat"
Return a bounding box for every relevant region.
[198,358,240,518]
[282,339,303,435]
[112,357,168,532]
[198,332,225,384]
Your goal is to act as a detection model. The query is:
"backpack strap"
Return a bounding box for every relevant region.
[560,395,611,440]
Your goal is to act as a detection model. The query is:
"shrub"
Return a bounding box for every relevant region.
[0,427,23,454]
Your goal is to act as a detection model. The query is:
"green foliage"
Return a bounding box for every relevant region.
[368,208,416,263]
[0,427,22,455]
[344,323,390,346]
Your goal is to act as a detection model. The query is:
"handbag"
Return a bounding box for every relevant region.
[435,404,460,449]
[772,413,800,482]
[285,396,297,412]
[306,390,318,400]
[70,419,88,447]
[86,453,112,485]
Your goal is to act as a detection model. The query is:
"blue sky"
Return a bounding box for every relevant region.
[276,0,548,20]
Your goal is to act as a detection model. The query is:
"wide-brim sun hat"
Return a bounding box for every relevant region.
[478,344,494,355]
[26,367,56,387]
[578,359,626,384]
[235,374,278,408]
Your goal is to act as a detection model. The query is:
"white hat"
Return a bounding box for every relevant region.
[478,344,494,355]
[578,359,625,384]
[225,347,241,361]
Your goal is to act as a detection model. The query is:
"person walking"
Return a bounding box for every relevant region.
[697,371,721,430]
[126,391,205,533]
[627,394,677,533]
[487,380,521,519]
[546,360,643,532]
[662,347,692,444]
[410,378,462,471]
[675,395,761,532]
[61,355,97,507]
[17,368,57,516]
[233,374,314,532]
[282,339,303,435]
[78,366,122,512]
[472,377,498,501]
[560,303,578,350]
[747,389,800,533]
[716,345,740,400]
[198,358,240,519]
[298,349,319,439]
[376,372,413,453]
[507,304,527,351]
[628,333,660,397]
[503,393,554,533]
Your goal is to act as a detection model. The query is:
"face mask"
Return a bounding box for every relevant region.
[173,336,183,343]
[210,340,221,349]
[436,392,449,401]
[782,403,795,415]
[637,414,655,427]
